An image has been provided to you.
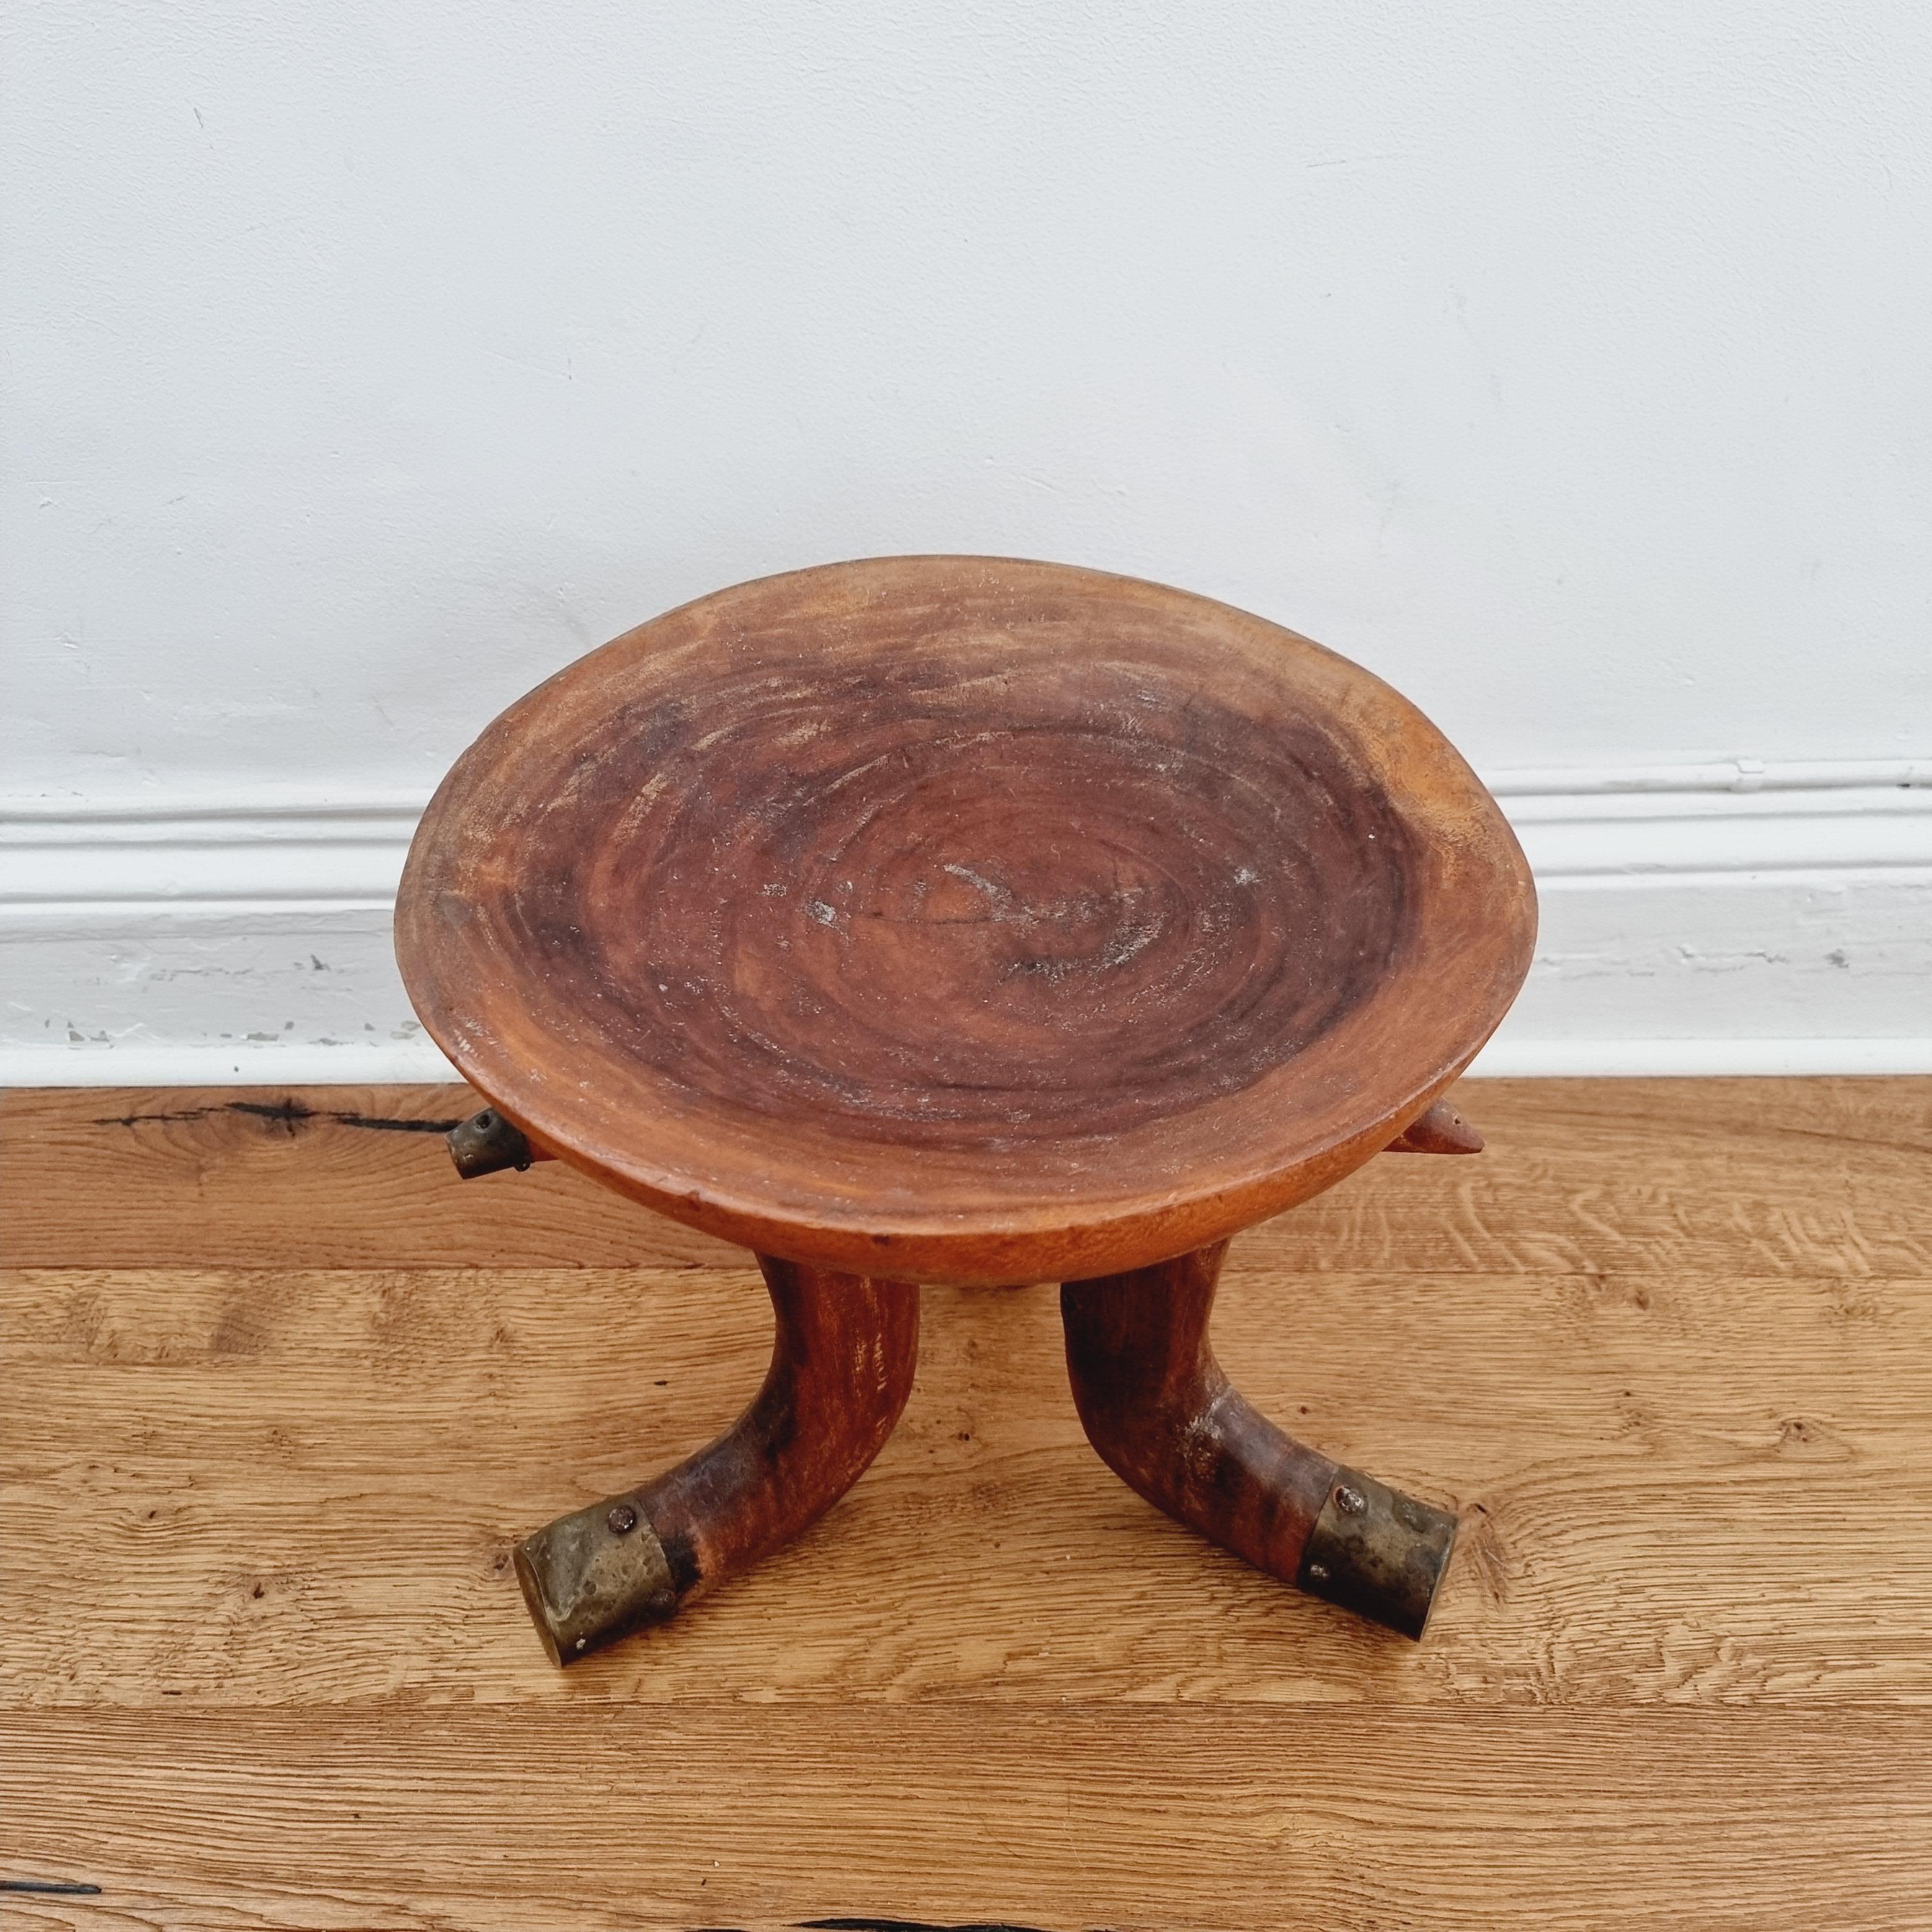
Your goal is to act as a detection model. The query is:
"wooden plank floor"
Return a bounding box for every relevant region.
[2,1077,1929,1929]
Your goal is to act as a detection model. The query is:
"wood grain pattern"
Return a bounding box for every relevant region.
[4,1708,1929,1932]
[10,1078,1924,1278]
[395,557,1535,1281]
[1060,1240,1461,1641]
[515,1257,920,1664]
[3,1078,1930,1926]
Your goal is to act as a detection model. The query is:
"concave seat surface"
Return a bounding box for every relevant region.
[396,557,1534,1282]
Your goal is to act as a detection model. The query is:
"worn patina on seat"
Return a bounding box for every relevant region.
[396,556,1536,1663]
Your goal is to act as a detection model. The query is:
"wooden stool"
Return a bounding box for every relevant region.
[395,556,1536,1663]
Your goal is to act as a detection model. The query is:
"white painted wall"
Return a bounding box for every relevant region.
[4,1,1929,1079]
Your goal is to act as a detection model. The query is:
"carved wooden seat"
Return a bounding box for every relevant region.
[395,556,1536,1662]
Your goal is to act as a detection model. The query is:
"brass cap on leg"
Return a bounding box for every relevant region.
[1295,1466,1457,1640]
[513,1494,679,1665]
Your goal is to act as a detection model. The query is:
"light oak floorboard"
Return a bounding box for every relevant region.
[3,1077,1929,1926]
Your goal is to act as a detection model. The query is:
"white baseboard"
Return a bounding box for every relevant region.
[1470,1034,1932,1076]
[5,759,1929,1085]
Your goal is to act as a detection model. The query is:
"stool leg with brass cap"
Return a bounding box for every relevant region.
[511,1255,920,1664]
[1060,1229,1459,1641]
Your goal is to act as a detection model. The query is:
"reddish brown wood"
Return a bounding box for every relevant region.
[514,1257,918,1664]
[1063,1240,1335,1568]
[396,556,1535,1285]
[1061,1241,1457,1638]
[396,557,1528,1656]
[1386,1096,1485,1154]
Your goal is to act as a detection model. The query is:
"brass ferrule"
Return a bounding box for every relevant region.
[1295,1465,1457,1641]
[513,1493,679,1665]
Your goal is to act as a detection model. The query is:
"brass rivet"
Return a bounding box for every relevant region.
[1335,1485,1366,1516]
[606,1503,639,1536]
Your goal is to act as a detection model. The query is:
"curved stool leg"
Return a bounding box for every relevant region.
[1060,1241,1455,1639]
[515,1257,919,1664]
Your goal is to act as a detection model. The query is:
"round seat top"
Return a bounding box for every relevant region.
[397,557,1534,1283]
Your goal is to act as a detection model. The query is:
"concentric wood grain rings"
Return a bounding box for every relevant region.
[397,557,1534,1282]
